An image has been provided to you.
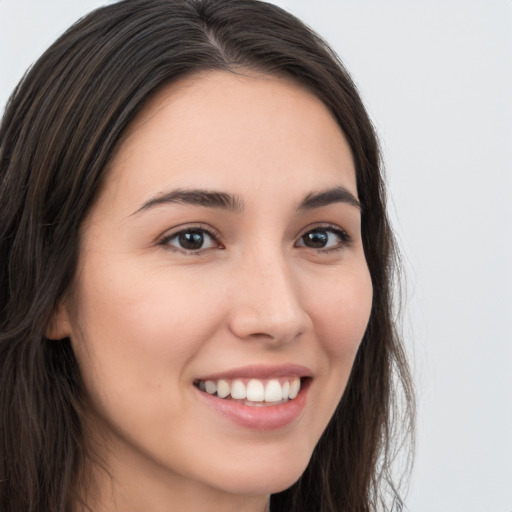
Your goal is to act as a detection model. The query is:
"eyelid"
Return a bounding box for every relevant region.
[295,223,352,251]
[156,222,351,254]
[158,223,223,253]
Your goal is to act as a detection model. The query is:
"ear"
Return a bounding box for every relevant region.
[45,301,72,340]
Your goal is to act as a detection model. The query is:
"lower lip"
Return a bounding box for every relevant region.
[195,379,310,431]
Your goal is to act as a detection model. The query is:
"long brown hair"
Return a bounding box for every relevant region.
[0,1,414,510]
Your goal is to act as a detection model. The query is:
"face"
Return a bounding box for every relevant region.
[53,71,373,511]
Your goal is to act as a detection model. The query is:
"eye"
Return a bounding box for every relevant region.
[161,227,220,253]
[296,226,351,251]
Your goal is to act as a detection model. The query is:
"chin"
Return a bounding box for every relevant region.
[212,452,310,496]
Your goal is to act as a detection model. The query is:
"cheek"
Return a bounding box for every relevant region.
[309,265,373,360]
[68,263,228,442]
[293,263,372,452]
[70,260,228,388]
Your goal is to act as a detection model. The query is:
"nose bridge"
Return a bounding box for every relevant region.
[228,244,309,343]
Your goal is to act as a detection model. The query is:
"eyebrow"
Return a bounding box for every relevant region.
[132,185,361,216]
[133,188,244,215]
[298,186,361,211]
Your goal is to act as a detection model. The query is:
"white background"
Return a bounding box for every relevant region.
[1,1,511,511]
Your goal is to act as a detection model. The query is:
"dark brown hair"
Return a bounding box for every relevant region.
[0,1,414,510]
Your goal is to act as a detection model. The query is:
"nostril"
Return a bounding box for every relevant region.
[248,332,275,340]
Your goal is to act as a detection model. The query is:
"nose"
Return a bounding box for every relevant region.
[227,250,311,344]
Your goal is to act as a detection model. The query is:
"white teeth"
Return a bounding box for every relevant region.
[197,377,303,402]
[289,377,300,399]
[216,379,230,399]
[282,380,290,399]
[205,380,217,395]
[246,379,265,402]
[265,379,283,402]
[231,379,246,399]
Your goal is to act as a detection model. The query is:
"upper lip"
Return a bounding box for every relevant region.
[196,364,313,381]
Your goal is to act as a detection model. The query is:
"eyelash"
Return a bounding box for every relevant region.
[158,223,352,255]
[297,224,352,253]
[159,224,221,255]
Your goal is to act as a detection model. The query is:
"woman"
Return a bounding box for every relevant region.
[0,0,414,511]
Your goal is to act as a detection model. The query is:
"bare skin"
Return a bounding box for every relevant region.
[49,71,373,512]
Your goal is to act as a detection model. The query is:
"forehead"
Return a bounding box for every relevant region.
[102,70,356,211]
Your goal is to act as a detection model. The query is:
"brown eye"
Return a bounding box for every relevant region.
[163,228,219,252]
[302,230,329,248]
[296,227,351,251]
[178,231,205,250]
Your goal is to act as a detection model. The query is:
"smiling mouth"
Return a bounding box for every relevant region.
[193,377,306,406]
